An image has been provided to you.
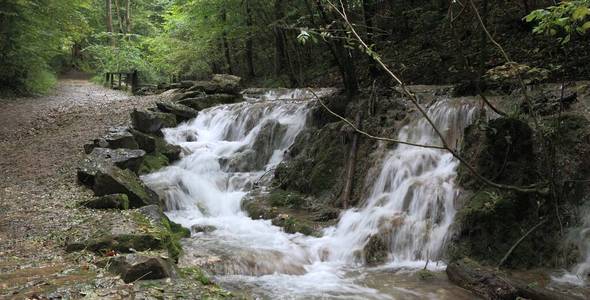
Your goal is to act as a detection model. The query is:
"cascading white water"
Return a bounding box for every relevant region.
[143,92,479,299]
[552,210,590,286]
[311,100,478,266]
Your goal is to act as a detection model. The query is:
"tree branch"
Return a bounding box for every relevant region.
[325,0,546,195]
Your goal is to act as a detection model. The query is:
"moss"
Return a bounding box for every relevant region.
[417,269,435,280]
[180,267,212,285]
[131,210,189,262]
[272,216,315,236]
[268,189,306,209]
[138,153,170,175]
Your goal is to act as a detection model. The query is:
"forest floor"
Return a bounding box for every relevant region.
[0,75,161,298]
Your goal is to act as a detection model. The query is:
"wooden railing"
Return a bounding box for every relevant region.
[105,70,139,94]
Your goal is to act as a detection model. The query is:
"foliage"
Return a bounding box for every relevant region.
[525,0,590,44]
[0,0,90,93]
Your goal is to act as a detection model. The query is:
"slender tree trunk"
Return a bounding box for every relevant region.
[245,0,255,78]
[106,0,114,45]
[313,0,358,94]
[125,0,131,36]
[220,7,233,74]
[362,0,379,78]
[114,0,124,34]
[340,111,362,208]
[274,0,287,76]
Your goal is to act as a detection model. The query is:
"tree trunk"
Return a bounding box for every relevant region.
[340,111,362,208]
[114,0,124,34]
[274,0,286,77]
[313,0,358,94]
[362,0,379,78]
[106,0,114,45]
[220,7,233,74]
[125,0,131,36]
[245,0,255,78]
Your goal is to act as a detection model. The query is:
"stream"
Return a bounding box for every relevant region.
[143,89,480,299]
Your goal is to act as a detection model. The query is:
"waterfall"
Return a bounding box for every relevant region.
[311,100,478,266]
[142,92,480,298]
[552,209,590,286]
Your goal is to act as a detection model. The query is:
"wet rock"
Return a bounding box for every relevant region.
[191,225,216,233]
[131,109,177,135]
[97,254,177,283]
[156,102,198,122]
[93,165,160,208]
[138,153,169,175]
[211,74,241,94]
[185,74,241,95]
[104,130,139,149]
[129,129,182,163]
[81,193,129,210]
[130,129,159,153]
[446,258,518,300]
[362,234,390,266]
[172,90,206,102]
[88,148,146,174]
[178,94,243,111]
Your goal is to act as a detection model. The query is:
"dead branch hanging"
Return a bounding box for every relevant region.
[322,0,546,195]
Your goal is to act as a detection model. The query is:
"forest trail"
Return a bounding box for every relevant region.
[0,77,158,298]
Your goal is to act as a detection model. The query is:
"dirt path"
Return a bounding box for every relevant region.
[0,78,159,298]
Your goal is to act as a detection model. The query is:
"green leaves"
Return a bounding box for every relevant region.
[524,0,590,44]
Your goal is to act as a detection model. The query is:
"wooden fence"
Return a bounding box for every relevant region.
[105,70,139,94]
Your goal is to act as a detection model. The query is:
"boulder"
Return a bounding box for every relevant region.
[172,90,206,102]
[186,81,223,94]
[191,225,216,233]
[446,258,518,300]
[131,109,177,135]
[98,254,177,283]
[104,130,139,149]
[88,147,146,174]
[156,102,198,122]
[81,194,130,210]
[138,153,170,175]
[211,74,241,94]
[76,146,145,187]
[93,165,160,208]
[65,233,163,253]
[178,94,243,111]
[84,138,109,154]
[129,129,183,163]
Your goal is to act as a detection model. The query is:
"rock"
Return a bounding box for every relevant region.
[191,225,216,233]
[88,147,146,174]
[130,129,159,153]
[138,153,169,175]
[212,74,241,94]
[77,155,111,187]
[178,94,243,111]
[362,234,390,266]
[93,165,160,208]
[131,109,177,135]
[180,80,195,88]
[81,194,130,210]
[104,130,139,149]
[446,258,517,300]
[172,90,206,102]
[83,138,109,154]
[65,233,163,253]
[184,74,241,95]
[156,102,198,122]
[129,129,183,163]
[97,254,177,283]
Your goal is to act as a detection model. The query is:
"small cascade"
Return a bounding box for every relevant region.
[552,210,590,286]
[313,100,478,266]
[143,92,481,298]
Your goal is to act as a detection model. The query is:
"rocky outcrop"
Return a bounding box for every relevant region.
[97,254,177,283]
[93,166,160,208]
[178,94,243,111]
[88,147,146,174]
[156,102,198,122]
[447,258,582,300]
[81,193,130,210]
[131,109,177,135]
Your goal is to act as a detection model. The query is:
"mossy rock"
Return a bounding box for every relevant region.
[131,109,178,135]
[93,166,160,208]
[271,215,315,236]
[80,193,129,210]
[139,153,170,175]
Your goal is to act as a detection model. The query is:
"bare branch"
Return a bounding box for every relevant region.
[325,0,546,195]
